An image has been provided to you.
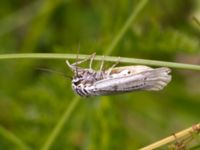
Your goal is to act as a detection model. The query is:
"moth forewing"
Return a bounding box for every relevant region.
[108,65,153,74]
[140,67,171,91]
[90,67,171,96]
[106,65,153,78]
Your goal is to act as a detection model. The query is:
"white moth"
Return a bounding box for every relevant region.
[66,53,171,97]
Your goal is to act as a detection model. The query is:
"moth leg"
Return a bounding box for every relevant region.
[89,53,96,69]
[106,57,121,76]
[68,53,96,66]
[94,55,105,79]
[66,53,96,72]
[99,55,105,72]
[66,60,73,68]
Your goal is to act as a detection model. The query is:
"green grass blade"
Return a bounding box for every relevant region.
[0,1,41,37]
[105,0,148,54]
[20,0,66,52]
[40,97,80,150]
[0,125,31,150]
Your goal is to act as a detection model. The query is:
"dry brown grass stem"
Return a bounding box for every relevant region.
[140,123,200,150]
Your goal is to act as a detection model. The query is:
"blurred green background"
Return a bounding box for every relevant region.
[0,0,200,149]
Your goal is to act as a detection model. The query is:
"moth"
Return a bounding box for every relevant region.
[66,53,171,97]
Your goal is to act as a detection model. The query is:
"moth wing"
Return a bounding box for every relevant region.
[90,67,171,96]
[107,65,153,75]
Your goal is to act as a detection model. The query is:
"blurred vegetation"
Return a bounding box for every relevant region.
[0,0,200,149]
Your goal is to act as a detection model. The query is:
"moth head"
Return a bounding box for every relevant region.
[72,77,80,82]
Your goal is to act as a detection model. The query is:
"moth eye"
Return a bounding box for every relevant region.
[73,78,81,85]
[127,71,131,74]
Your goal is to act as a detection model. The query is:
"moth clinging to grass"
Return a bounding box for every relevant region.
[66,53,171,97]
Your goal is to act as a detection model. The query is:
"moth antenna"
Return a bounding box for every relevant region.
[37,67,72,80]
[75,44,80,76]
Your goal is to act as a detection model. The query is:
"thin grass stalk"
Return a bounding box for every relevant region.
[0,53,200,71]
[40,97,80,150]
[105,0,148,54]
[0,126,31,150]
[139,123,200,150]
[20,0,65,52]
